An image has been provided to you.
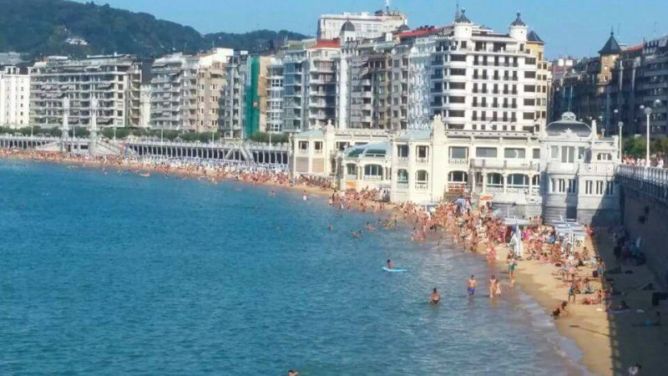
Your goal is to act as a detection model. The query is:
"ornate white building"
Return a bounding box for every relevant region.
[290,112,621,225]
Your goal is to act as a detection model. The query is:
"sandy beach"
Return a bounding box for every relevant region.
[2,149,666,376]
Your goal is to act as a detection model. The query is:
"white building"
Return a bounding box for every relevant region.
[266,58,284,133]
[290,111,621,225]
[427,11,549,133]
[541,112,620,224]
[317,8,407,41]
[0,66,30,128]
[30,55,142,128]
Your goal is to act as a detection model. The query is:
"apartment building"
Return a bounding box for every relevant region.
[0,66,30,128]
[266,57,284,133]
[30,55,142,128]
[550,33,668,135]
[427,12,549,134]
[151,49,231,132]
[219,50,249,138]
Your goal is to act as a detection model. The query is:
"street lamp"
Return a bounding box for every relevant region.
[614,109,623,162]
[641,99,664,168]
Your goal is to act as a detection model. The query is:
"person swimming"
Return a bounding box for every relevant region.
[386,259,394,269]
[467,275,477,296]
[430,288,441,305]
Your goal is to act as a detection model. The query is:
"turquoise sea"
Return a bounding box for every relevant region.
[0,161,585,375]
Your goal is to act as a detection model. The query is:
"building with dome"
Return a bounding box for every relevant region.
[290,111,622,225]
[317,9,408,41]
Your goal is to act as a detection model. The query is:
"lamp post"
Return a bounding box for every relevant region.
[641,99,664,168]
[618,121,624,162]
[613,109,623,162]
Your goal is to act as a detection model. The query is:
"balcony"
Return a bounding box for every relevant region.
[471,159,540,171]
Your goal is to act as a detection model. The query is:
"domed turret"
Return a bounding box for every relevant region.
[453,9,472,39]
[509,12,527,42]
[340,20,357,42]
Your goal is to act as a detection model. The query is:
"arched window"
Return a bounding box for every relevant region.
[397,169,409,184]
[448,171,468,183]
[364,164,383,179]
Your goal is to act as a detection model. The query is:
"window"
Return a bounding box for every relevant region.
[450,68,466,76]
[524,71,536,78]
[449,146,468,159]
[298,141,308,151]
[314,141,323,152]
[550,146,559,160]
[450,82,466,89]
[596,181,604,195]
[605,181,614,195]
[417,145,429,160]
[397,144,409,158]
[585,180,593,195]
[476,147,497,158]
[449,171,468,182]
[397,169,409,184]
[524,85,535,92]
[523,98,535,106]
[487,173,503,186]
[533,148,541,159]
[504,148,526,159]
[561,146,576,163]
[578,147,586,160]
[597,153,612,161]
[346,164,357,176]
[364,165,383,179]
[507,174,529,186]
[416,170,429,189]
[567,179,577,194]
[523,112,534,120]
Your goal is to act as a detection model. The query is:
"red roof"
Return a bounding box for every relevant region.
[398,27,441,39]
[312,39,340,49]
[624,43,643,52]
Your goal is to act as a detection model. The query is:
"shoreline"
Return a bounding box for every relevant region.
[2,150,660,375]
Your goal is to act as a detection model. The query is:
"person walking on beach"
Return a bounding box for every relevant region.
[467,275,477,296]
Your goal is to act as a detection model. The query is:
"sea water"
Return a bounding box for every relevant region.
[0,161,584,375]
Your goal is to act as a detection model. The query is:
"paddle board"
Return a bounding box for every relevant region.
[382,267,407,273]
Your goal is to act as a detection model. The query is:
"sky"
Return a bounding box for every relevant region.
[75,0,667,58]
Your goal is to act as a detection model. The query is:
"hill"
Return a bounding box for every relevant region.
[0,0,309,58]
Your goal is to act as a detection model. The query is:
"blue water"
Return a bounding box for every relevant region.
[0,161,584,375]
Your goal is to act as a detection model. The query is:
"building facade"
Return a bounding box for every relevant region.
[551,33,668,136]
[317,9,407,40]
[220,50,250,138]
[290,112,621,225]
[0,66,30,128]
[30,55,142,128]
[151,49,231,132]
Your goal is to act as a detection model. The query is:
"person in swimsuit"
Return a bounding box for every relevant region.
[489,275,497,299]
[430,288,441,305]
[387,259,394,269]
[467,275,477,296]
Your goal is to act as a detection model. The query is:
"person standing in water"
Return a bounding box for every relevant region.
[430,288,441,305]
[467,275,477,296]
[489,275,497,299]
